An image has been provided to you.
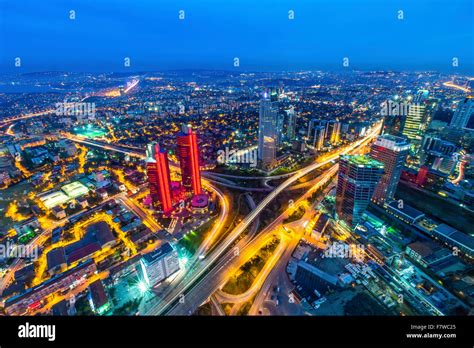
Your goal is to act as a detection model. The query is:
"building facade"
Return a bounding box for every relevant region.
[369,135,410,205]
[146,142,173,214]
[177,125,202,196]
[335,155,384,227]
[258,89,279,169]
[139,243,180,287]
[450,96,474,129]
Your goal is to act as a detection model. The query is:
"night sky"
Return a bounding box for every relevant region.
[0,0,473,73]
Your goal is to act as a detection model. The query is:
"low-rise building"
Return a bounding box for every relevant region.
[88,280,110,315]
[52,206,66,219]
[3,260,97,315]
[386,200,425,225]
[431,224,474,259]
[406,241,453,268]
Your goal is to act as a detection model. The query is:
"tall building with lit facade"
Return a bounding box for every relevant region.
[285,106,297,141]
[402,103,426,144]
[328,121,341,144]
[369,135,410,205]
[308,119,328,151]
[335,155,384,227]
[177,124,202,195]
[450,96,474,129]
[402,90,431,146]
[312,125,326,151]
[258,89,279,169]
[276,112,285,146]
[382,99,406,137]
[146,142,173,214]
[139,243,180,287]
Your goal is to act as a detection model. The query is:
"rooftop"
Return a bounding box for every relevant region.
[407,241,435,258]
[142,242,174,264]
[46,247,66,270]
[52,300,69,316]
[387,200,425,220]
[340,154,384,169]
[89,280,108,310]
[61,181,89,198]
[434,224,474,251]
[5,260,94,308]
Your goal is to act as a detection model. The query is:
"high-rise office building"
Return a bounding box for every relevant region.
[422,136,457,156]
[450,96,474,129]
[420,135,458,175]
[306,118,329,151]
[285,106,297,141]
[329,121,341,144]
[139,243,180,287]
[402,90,432,146]
[313,125,326,151]
[146,142,173,214]
[369,135,410,205]
[402,103,426,143]
[335,155,384,227]
[177,124,202,195]
[258,89,279,169]
[276,112,285,147]
[307,118,318,139]
[382,113,405,137]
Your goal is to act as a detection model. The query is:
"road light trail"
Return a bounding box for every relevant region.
[60,123,381,315]
[165,165,337,315]
[442,81,471,93]
[146,122,382,315]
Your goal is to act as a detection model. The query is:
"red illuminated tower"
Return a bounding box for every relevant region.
[177,125,202,195]
[146,142,173,214]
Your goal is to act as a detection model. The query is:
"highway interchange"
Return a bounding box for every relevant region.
[2,112,383,316]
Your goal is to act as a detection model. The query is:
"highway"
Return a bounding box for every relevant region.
[1,118,380,315]
[247,181,337,315]
[147,122,381,315]
[0,109,55,127]
[53,122,381,316]
[442,81,471,93]
[214,231,289,304]
[166,167,337,315]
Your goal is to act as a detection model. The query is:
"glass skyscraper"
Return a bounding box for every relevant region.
[335,155,384,227]
[402,90,432,147]
[369,135,410,205]
[258,89,279,169]
[285,106,297,142]
[450,96,474,129]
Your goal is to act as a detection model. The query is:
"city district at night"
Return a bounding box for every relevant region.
[0,2,473,345]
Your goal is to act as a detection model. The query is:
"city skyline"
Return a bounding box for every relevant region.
[0,2,473,346]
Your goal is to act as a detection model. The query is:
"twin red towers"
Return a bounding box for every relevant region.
[146,124,202,214]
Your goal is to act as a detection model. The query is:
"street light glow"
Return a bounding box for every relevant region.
[138,281,149,294]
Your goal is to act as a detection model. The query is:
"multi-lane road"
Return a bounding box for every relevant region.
[145,122,382,315]
[6,120,380,315]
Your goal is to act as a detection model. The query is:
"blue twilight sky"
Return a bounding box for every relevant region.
[0,0,473,73]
